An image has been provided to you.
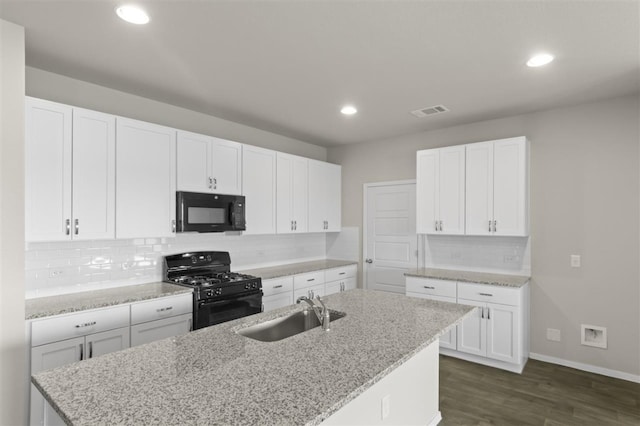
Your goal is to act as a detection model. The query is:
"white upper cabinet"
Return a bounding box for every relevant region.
[416,145,465,234]
[466,136,528,236]
[242,145,276,234]
[25,98,115,241]
[308,160,342,233]
[116,117,176,238]
[276,153,308,233]
[176,131,242,195]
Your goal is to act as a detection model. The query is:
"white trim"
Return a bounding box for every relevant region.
[427,411,443,426]
[529,352,640,383]
[440,348,526,374]
[362,180,418,290]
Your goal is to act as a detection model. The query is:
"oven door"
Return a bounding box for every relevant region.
[176,191,245,233]
[194,291,262,329]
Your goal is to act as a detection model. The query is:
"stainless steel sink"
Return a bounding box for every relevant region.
[237,309,346,342]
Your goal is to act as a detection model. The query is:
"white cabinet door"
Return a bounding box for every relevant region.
[276,153,308,233]
[211,138,242,195]
[85,327,130,358]
[406,291,457,350]
[416,149,439,234]
[308,159,327,233]
[25,97,72,242]
[293,284,325,301]
[130,313,192,347]
[30,337,84,426]
[325,163,341,232]
[456,299,486,357]
[486,303,520,364]
[465,141,494,236]
[116,117,176,238]
[325,281,342,296]
[72,108,116,240]
[242,145,276,234]
[262,293,294,313]
[493,137,528,236]
[177,130,211,193]
[438,146,465,235]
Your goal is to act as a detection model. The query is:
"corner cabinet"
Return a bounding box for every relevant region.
[176,130,242,195]
[25,98,116,242]
[242,145,277,234]
[308,160,341,232]
[466,137,529,236]
[115,118,176,238]
[416,146,465,235]
[276,153,309,233]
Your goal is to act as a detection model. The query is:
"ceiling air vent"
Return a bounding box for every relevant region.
[410,104,449,118]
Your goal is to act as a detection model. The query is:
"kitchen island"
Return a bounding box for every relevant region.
[32,289,474,425]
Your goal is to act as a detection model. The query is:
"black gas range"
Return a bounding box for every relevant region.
[163,251,262,330]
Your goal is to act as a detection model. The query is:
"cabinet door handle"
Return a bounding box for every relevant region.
[481,307,485,319]
[274,285,283,289]
[294,220,297,230]
[487,307,491,320]
[65,219,71,235]
[156,306,173,312]
[171,220,176,233]
[340,282,344,291]
[435,220,438,231]
[424,286,435,289]
[213,177,217,189]
[493,220,497,233]
[489,220,492,232]
[307,278,315,282]
[74,219,79,235]
[208,177,213,189]
[479,293,493,297]
[440,220,443,231]
[88,341,93,359]
[291,220,293,231]
[79,343,84,361]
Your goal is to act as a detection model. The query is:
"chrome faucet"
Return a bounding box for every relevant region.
[296,295,331,331]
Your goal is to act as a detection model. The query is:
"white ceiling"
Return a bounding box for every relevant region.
[1,1,638,147]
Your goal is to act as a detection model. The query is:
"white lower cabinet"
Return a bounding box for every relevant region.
[263,292,294,313]
[406,276,528,373]
[131,313,192,347]
[262,276,294,313]
[129,293,193,346]
[324,264,358,296]
[293,283,325,301]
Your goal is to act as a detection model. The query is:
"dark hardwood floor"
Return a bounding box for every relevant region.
[439,355,640,425]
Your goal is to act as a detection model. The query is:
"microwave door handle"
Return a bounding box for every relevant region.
[229,202,235,227]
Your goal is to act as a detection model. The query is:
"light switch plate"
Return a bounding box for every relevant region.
[546,328,561,342]
[571,255,581,268]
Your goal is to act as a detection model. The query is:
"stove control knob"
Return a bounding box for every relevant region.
[244,284,250,290]
[251,282,257,289]
[206,290,213,297]
[191,256,197,264]
[215,288,222,296]
[206,255,212,262]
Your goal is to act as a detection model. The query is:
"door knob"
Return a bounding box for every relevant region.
[365,259,373,264]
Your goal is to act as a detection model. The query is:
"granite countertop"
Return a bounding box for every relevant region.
[405,268,530,288]
[32,289,474,426]
[239,259,358,280]
[26,282,192,320]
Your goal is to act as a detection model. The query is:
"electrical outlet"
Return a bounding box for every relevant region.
[49,270,64,278]
[381,395,390,419]
[571,255,581,268]
[546,328,561,342]
[503,255,519,264]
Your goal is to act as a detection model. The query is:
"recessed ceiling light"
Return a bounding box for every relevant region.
[340,105,357,115]
[527,53,554,67]
[116,5,150,25]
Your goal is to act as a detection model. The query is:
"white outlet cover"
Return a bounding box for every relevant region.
[546,328,561,342]
[571,255,581,267]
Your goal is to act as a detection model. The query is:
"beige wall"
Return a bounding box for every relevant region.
[0,19,27,424]
[328,94,640,377]
[26,67,327,161]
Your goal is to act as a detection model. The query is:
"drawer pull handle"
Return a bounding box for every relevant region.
[273,285,283,289]
[79,343,84,361]
[307,278,315,282]
[479,293,493,297]
[339,272,346,275]
[75,321,96,328]
[424,286,435,289]
[157,306,174,312]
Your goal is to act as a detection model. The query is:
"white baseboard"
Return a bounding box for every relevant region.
[440,348,526,374]
[428,411,442,426]
[529,352,640,383]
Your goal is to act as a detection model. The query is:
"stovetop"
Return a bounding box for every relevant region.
[170,272,259,288]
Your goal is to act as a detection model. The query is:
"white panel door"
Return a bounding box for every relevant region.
[130,313,192,347]
[116,118,176,238]
[438,145,465,235]
[416,149,439,234]
[493,137,528,236]
[72,108,116,240]
[85,327,130,359]
[365,183,417,294]
[325,163,342,232]
[176,130,211,193]
[465,141,494,236]
[308,159,327,232]
[30,337,83,426]
[211,138,242,195]
[242,145,276,234]
[25,97,72,242]
[456,299,486,357]
[486,303,520,364]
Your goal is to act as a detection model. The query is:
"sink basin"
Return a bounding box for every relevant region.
[237,309,346,342]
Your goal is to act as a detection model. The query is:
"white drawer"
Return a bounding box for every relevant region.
[406,277,456,298]
[293,283,325,301]
[293,270,324,290]
[31,305,130,347]
[324,264,357,282]
[262,293,294,312]
[262,276,294,297]
[457,282,520,306]
[130,293,193,325]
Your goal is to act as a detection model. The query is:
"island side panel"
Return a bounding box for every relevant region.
[321,340,440,425]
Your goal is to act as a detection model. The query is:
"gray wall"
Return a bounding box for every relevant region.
[0,19,27,425]
[328,94,640,377]
[26,67,327,161]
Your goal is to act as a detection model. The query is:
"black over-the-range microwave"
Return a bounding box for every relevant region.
[176,191,246,233]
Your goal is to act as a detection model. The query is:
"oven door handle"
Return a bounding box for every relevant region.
[198,291,262,307]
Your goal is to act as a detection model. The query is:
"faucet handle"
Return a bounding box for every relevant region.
[314,295,326,310]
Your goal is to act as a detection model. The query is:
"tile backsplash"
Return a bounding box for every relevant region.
[25,232,327,299]
[420,235,531,275]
